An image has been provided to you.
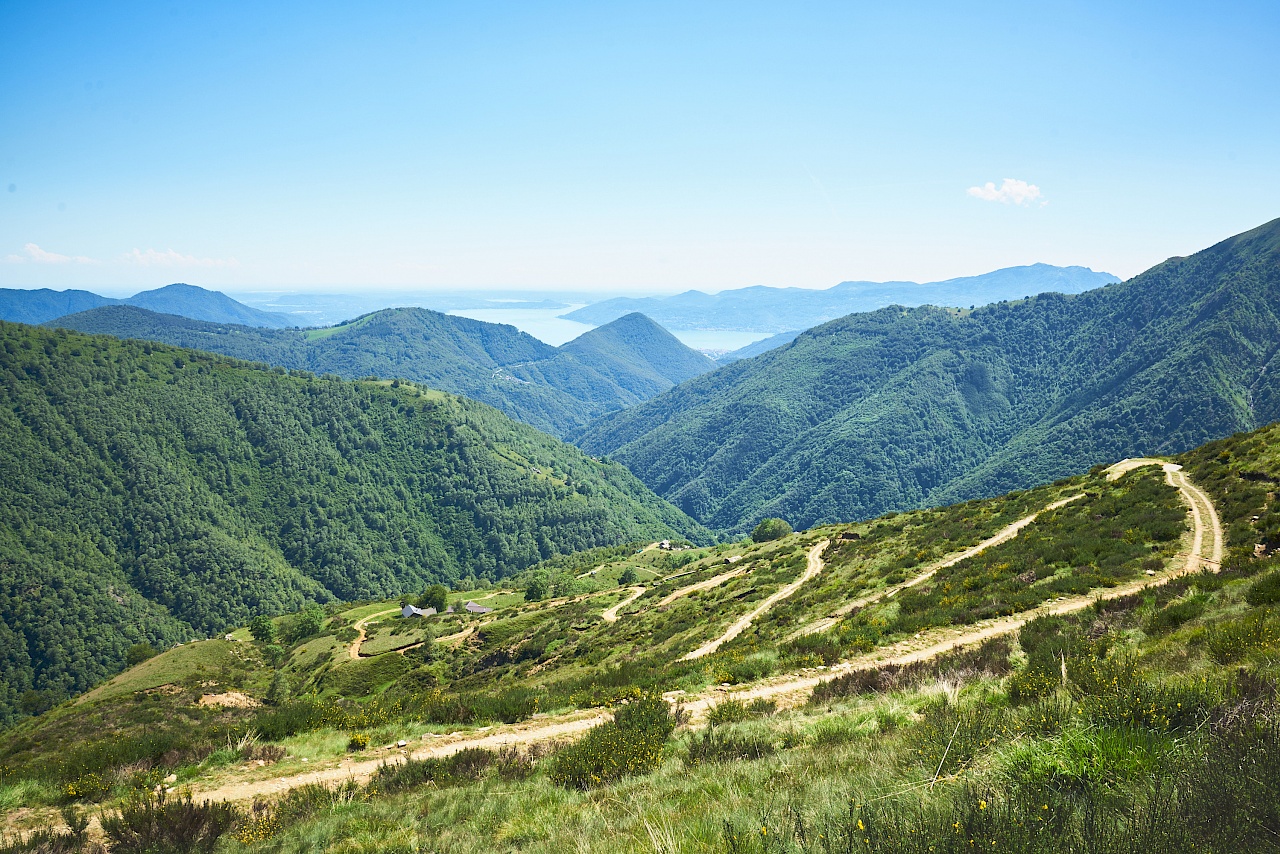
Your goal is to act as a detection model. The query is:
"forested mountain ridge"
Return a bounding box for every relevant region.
[0,282,291,327]
[563,264,1120,331]
[556,312,718,400]
[578,217,1280,532]
[0,321,706,725]
[49,306,716,438]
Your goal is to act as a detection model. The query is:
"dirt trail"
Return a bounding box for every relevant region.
[348,609,400,660]
[657,567,747,607]
[193,710,611,804]
[186,463,1221,805]
[683,539,830,661]
[690,465,1223,716]
[1107,458,1223,570]
[601,587,646,623]
[792,494,1085,640]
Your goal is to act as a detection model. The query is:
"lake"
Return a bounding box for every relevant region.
[449,306,773,353]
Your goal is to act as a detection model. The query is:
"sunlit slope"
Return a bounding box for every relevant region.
[579,218,1280,532]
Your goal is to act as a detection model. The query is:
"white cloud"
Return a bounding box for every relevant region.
[123,248,240,268]
[967,178,1045,206]
[4,243,99,264]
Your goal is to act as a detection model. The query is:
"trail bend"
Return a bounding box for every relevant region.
[601,587,646,623]
[683,539,829,661]
[792,493,1085,640]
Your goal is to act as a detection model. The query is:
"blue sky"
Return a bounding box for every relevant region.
[2,1,1277,293]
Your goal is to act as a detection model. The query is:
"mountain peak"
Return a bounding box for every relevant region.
[560,313,717,400]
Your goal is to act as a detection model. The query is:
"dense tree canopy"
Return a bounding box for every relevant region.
[0,322,705,725]
[580,218,1280,532]
[50,307,715,439]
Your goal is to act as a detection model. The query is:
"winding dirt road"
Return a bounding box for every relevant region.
[792,494,1086,640]
[601,587,646,623]
[348,609,400,660]
[194,710,612,804]
[186,460,1222,806]
[683,539,830,661]
[657,567,747,607]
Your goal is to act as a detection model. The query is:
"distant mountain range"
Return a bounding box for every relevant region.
[49,308,717,438]
[578,218,1280,532]
[0,283,293,328]
[562,264,1120,332]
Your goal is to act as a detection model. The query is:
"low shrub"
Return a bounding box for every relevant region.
[707,699,749,725]
[717,651,779,684]
[346,733,369,752]
[548,694,676,790]
[1072,655,1214,731]
[905,700,1006,777]
[811,637,1012,705]
[0,807,91,853]
[101,791,238,854]
[784,631,843,667]
[60,772,112,803]
[1246,570,1280,607]
[1182,699,1280,848]
[234,781,360,845]
[686,727,777,766]
[1143,594,1207,635]
[1204,609,1280,664]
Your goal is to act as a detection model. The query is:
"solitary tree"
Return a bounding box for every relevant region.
[524,571,550,601]
[282,605,324,643]
[126,642,159,666]
[751,517,793,543]
[619,567,638,586]
[249,615,276,644]
[418,584,449,613]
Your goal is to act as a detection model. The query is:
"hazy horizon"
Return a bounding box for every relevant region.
[3,3,1277,292]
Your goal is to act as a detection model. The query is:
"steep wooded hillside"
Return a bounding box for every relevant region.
[579,218,1280,531]
[49,307,716,438]
[0,321,705,725]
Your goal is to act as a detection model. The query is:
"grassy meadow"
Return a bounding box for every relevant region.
[6,425,1280,851]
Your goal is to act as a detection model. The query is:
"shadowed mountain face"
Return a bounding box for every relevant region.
[0,322,707,725]
[562,264,1120,332]
[578,218,1280,533]
[0,283,292,328]
[48,307,715,438]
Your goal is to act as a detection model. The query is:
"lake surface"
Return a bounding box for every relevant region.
[232,292,777,353]
[448,306,773,352]
[447,306,595,346]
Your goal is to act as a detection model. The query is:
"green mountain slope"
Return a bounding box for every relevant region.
[579,218,1280,531]
[0,321,705,725]
[556,312,718,400]
[49,307,716,438]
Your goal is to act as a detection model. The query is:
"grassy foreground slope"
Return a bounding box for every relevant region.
[14,411,1280,851]
[49,307,715,438]
[0,321,706,726]
[579,217,1280,532]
